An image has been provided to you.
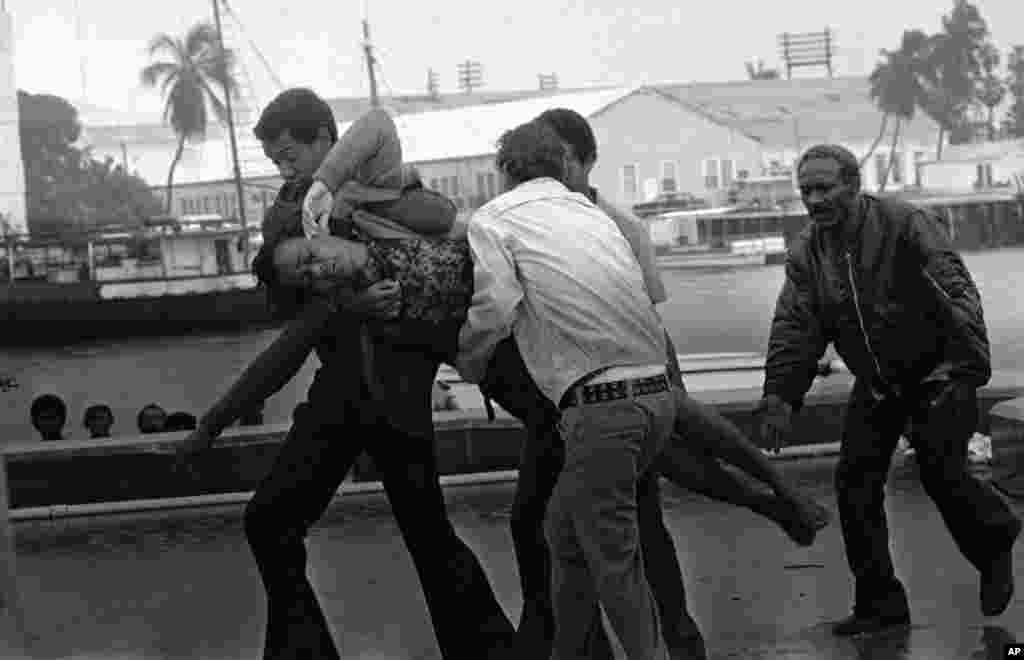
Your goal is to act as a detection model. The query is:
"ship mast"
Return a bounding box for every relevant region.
[362,1,379,108]
[210,0,249,264]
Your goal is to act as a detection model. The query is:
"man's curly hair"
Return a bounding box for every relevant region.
[495,120,568,186]
[797,143,862,190]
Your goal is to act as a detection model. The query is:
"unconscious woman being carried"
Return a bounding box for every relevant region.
[177,118,829,547]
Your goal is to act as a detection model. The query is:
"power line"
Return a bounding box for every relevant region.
[219,0,285,91]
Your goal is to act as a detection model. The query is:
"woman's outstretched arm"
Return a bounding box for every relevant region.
[197,299,335,437]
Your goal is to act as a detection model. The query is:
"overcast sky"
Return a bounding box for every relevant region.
[7,0,1023,120]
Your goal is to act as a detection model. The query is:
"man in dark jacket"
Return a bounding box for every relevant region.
[758,143,1021,635]
[243,88,514,660]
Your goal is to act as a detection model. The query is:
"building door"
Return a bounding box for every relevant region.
[214,239,231,275]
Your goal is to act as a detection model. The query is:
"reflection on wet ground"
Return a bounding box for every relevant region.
[2,461,1023,659]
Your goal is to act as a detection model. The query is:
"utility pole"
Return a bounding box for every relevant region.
[457,60,483,94]
[538,73,558,91]
[211,0,249,265]
[362,20,379,107]
[427,68,440,100]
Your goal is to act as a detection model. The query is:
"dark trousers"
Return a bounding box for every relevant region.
[836,378,1021,615]
[243,392,513,660]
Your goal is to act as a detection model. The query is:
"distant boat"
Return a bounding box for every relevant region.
[645,205,788,269]
[0,216,275,346]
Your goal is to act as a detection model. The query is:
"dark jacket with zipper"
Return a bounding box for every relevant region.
[763,193,990,411]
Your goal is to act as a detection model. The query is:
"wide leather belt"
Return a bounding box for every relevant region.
[560,369,670,409]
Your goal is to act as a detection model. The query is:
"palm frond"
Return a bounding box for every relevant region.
[193,77,230,127]
[146,33,184,63]
[139,61,178,88]
[185,22,221,59]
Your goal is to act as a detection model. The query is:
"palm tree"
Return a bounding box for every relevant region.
[140,22,239,214]
[866,30,928,191]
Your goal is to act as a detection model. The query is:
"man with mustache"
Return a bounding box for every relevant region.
[758,143,1020,635]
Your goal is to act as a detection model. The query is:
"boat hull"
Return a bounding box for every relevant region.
[0,284,276,346]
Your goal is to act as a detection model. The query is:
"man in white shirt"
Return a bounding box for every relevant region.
[458,120,675,660]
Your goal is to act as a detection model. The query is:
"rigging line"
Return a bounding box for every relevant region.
[219,0,286,91]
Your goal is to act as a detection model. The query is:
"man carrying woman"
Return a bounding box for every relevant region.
[180,88,514,660]
[180,92,828,659]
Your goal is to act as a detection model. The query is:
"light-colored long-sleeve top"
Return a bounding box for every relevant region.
[314,107,410,199]
[594,191,668,305]
[312,108,454,237]
[456,177,668,406]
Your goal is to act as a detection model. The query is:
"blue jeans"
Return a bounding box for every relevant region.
[545,390,677,660]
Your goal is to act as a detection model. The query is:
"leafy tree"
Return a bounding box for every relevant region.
[919,0,992,155]
[17,91,83,230]
[1004,45,1024,139]
[866,30,928,189]
[17,91,164,238]
[975,43,1005,140]
[140,22,238,214]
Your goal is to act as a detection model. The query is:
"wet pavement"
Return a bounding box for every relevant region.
[2,456,1024,659]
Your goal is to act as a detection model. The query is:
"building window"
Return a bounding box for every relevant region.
[430,177,440,191]
[913,151,927,187]
[622,164,638,198]
[975,163,993,188]
[477,173,486,197]
[875,154,887,188]
[180,199,188,216]
[660,161,677,194]
[702,159,719,189]
[449,176,459,196]
[486,173,497,198]
[721,159,735,188]
[890,153,903,184]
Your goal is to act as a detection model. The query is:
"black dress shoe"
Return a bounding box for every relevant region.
[832,612,911,636]
[981,518,1022,617]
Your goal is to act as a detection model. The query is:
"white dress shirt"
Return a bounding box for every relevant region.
[456,177,667,405]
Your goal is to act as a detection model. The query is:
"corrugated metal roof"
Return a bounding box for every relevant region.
[657,76,941,148]
[370,86,636,164]
[326,86,622,123]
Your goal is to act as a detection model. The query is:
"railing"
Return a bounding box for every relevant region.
[2,361,1023,651]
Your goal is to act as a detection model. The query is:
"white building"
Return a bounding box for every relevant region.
[660,77,944,193]
[82,85,767,219]
[77,76,951,232]
[919,138,1024,193]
